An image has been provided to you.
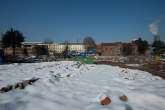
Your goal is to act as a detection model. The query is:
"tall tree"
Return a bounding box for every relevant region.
[152,40,165,55]
[135,38,149,55]
[43,39,53,56]
[1,28,25,56]
[83,36,96,50]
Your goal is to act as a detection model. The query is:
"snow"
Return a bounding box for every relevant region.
[125,64,140,67]
[0,61,165,110]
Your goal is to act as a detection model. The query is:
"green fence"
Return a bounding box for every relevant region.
[74,57,94,64]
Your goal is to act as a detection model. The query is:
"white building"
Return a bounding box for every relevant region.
[68,43,86,52]
[48,43,66,54]
[21,42,87,55]
[48,43,87,55]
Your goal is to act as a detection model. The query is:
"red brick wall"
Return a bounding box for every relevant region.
[101,42,123,56]
[97,42,138,56]
[0,46,37,56]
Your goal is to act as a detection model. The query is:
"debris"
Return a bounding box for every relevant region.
[48,65,54,67]
[66,74,71,77]
[49,79,55,84]
[49,71,54,73]
[101,96,111,105]
[121,70,128,73]
[26,80,32,85]
[0,77,40,93]
[120,95,128,102]
[8,85,13,90]
[17,82,24,89]
[36,68,43,70]
[77,62,83,68]
[30,78,40,83]
[56,73,63,78]
[0,87,8,93]
[52,75,60,81]
[121,70,125,73]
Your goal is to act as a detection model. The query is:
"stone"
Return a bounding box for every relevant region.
[120,95,128,102]
[0,87,8,92]
[101,96,111,105]
[66,74,71,77]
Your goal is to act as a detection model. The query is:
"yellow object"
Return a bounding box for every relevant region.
[156,56,161,60]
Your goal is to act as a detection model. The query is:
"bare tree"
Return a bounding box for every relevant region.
[43,39,53,56]
[83,36,96,50]
[62,40,69,59]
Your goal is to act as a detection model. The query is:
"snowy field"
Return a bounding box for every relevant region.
[0,61,165,110]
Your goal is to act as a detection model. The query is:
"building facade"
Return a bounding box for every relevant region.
[48,43,87,55]
[97,42,138,56]
[0,42,87,56]
[101,42,123,56]
[122,43,138,56]
[0,42,49,56]
[68,43,86,52]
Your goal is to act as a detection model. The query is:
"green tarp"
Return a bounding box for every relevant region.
[74,57,94,64]
[161,56,165,59]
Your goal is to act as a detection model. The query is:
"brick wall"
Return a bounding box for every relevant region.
[123,43,138,56]
[0,45,48,56]
[101,42,123,56]
[97,42,138,56]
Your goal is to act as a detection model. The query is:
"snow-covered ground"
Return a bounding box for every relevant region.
[0,61,165,110]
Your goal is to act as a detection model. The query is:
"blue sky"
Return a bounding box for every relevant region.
[0,0,165,44]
